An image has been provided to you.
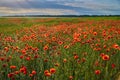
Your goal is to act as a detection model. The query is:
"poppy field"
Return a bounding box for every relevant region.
[0,17,120,80]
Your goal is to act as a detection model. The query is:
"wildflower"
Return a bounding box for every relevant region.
[63,58,67,63]
[44,59,48,62]
[10,65,16,69]
[81,58,86,63]
[44,33,49,37]
[8,73,14,78]
[74,55,79,59]
[111,63,116,69]
[55,63,59,67]
[95,70,101,75]
[64,45,69,49]
[58,41,63,45]
[52,37,56,41]
[95,43,100,47]
[34,55,39,58]
[44,70,49,74]
[73,32,81,42]
[69,76,73,80]
[26,56,31,61]
[77,60,81,64]
[112,44,119,49]
[100,53,105,57]
[83,35,87,38]
[20,66,27,75]
[32,70,36,75]
[43,45,49,51]
[50,68,56,74]
[14,71,19,74]
[4,47,9,52]
[103,45,107,48]
[45,72,51,77]
[20,55,24,59]
[106,48,110,52]
[29,74,33,77]
[0,57,5,61]
[102,54,110,61]
[21,49,26,54]
[73,32,80,39]
[93,32,97,36]
[44,70,51,77]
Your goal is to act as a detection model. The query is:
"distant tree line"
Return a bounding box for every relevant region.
[2,15,120,17]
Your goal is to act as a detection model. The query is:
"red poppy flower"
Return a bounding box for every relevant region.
[4,47,9,52]
[50,68,56,74]
[8,73,14,78]
[43,45,49,51]
[111,63,116,69]
[44,70,51,77]
[69,76,73,80]
[32,70,36,75]
[10,65,16,69]
[102,54,110,61]
[95,70,101,75]
[74,55,79,59]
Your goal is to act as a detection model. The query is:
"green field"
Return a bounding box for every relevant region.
[0,17,120,33]
[0,17,120,80]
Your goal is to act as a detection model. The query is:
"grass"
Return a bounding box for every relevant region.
[0,17,120,80]
[0,17,120,34]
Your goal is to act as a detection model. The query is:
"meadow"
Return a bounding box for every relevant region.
[0,17,120,80]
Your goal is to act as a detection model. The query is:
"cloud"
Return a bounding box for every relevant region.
[0,0,87,10]
[0,0,120,15]
[60,1,120,11]
[0,7,79,15]
[57,0,120,15]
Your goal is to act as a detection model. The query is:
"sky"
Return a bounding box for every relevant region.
[0,0,120,16]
